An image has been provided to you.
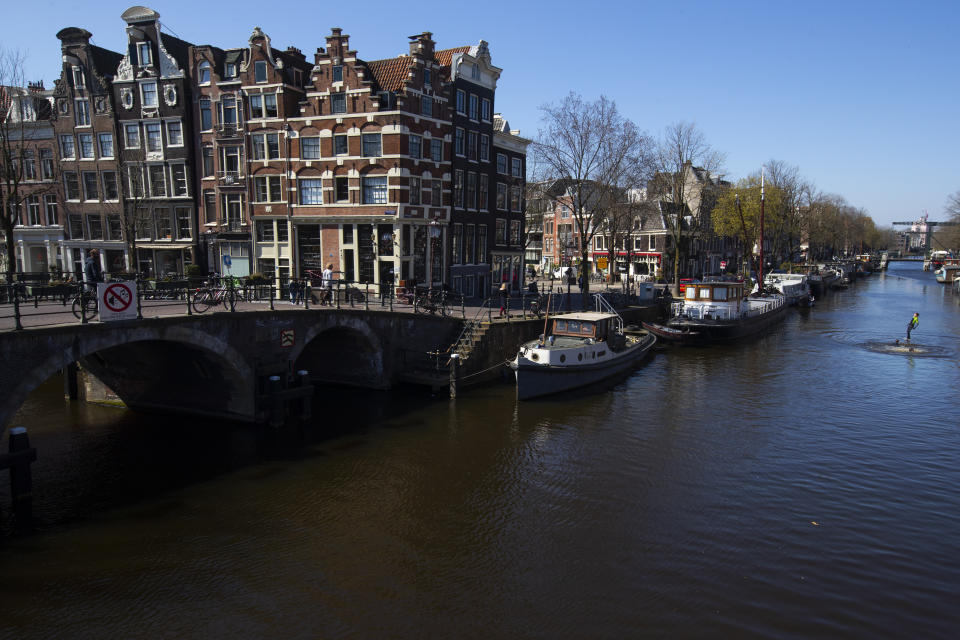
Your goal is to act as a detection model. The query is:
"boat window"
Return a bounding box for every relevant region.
[686,287,697,300]
[699,287,712,299]
[714,287,728,301]
[580,323,595,336]
[566,321,581,334]
[554,320,566,332]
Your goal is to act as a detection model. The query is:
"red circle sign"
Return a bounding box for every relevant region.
[103,283,133,312]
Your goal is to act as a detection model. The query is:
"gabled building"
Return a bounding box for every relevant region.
[491,114,529,290]
[52,27,125,276]
[112,6,197,277]
[442,41,499,298]
[1,82,60,275]
[284,29,452,289]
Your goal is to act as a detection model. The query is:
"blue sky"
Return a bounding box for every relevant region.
[6,0,958,227]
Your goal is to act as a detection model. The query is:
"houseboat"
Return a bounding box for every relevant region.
[510,298,656,400]
[666,280,786,343]
[763,272,813,306]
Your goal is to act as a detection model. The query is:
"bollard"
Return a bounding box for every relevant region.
[365,283,370,311]
[297,369,312,421]
[7,426,37,526]
[268,375,284,428]
[449,354,460,399]
[304,285,311,310]
[269,285,275,311]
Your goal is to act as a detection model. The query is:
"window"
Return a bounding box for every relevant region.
[479,174,488,210]
[138,42,152,66]
[423,68,432,86]
[409,176,420,205]
[154,208,172,239]
[69,214,84,239]
[421,96,432,117]
[362,133,381,157]
[136,209,152,239]
[332,65,343,82]
[331,93,346,114]
[254,176,282,202]
[298,178,323,205]
[481,98,491,121]
[301,137,321,159]
[221,95,237,125]
[148,165,166,197]
[198,61,211,84]
[469,94,478,120]
[44,195,58,226]
[73,66,85,89]
[202,145,214,176]
[256,220,275,242]
[254,60,268,83]
[431,180,441,207]
[82,172,98,201]
[467,173,477,209]
[362,176,388,204]
[477,225,487,259]
[480,134,489,162]
[222,147,241,174]
[497,153,507,174]
[335,176,349,202]
[496,182,507,210]
[510,220,520,246]
[422,179,433,205]
[456,90,466,114]
[128,167,144,197]
[409,134,422,159]
[465,224,475,263]
[41,149,54,179]
[102,171,119,201]
[107,214,123,240]
[98,133,114,158]
[649,234,656,251]
[252,133,280,160]
[166,121,183,146]
[455,128,464,156]
[26,196,41,226]
[75,99,90,126]
[454,170,464,208]
[87,215,103,240]
[250,94,278,118]
[145,123,162,152]
[64,172,80,200]
[141,82,158,107]
[78,134,94,158]
[176,207,191,239]
[200,98,212,130]
[60,135,75,158]
[431,139,443,162]
[467,132,477,160]
[512,157,522,177]
[496,219,506,244]
[510,185,521,212]
[452,223,462,264]
[278,222,288,242]
[204,191,216,224]
[171,165,188,196]
[334,134,348,156]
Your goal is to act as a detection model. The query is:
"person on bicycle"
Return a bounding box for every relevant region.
[83,249,103,293]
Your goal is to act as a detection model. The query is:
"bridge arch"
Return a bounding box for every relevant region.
[293,316,389,389]
[2,325,255,437]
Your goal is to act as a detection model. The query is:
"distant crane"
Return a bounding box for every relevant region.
[892,218,957,252]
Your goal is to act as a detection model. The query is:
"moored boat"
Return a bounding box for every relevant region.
[641,321,701,345]
[934,262,960,284]
[763,272,813,306]
[509,297,656,400]
[667,280,787,343]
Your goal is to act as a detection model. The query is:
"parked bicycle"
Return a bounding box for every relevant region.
[71,290,99,320]
[413,289,450,316]
[191,284,230,313]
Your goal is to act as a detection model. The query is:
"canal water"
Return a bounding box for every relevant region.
[1,261,958,639]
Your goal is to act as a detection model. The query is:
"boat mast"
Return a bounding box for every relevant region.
[758,166,765,295]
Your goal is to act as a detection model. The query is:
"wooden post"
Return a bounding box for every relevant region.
[449,354,460,399]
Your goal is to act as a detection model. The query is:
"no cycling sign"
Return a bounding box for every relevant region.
[98,281,138,321]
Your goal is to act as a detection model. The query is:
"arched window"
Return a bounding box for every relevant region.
[198,61,211,84]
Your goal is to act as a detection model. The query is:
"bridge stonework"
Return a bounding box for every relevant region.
[0,309,462,438]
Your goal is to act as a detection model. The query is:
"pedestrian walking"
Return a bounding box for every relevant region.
[83,248,103,293]
[289,278,299,304]
[322,263,334,305]
[499,281,509,318]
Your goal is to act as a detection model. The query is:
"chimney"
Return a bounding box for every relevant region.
[326,28,348,61]
[408,32,434,58]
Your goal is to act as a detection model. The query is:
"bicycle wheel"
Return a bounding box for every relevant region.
[73,294,97,320]
[191,290,213,313]
[413,296,425,314]
[71,296,83,319]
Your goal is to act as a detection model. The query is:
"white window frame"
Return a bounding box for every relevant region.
[102,171,119,201]
[141,81,158,108]
[254,60,268,83]
[301,136,321,160]
[298,178,324,205]
[166,120,183,147]
[75,99,90,126]
[44,194,58,226]
[138,42,152,66]
[124,123,140,149]
[60,135,75,159]
[98,133,114,158]
[198,61,211,84]
[171,164,188,197]
[78,133,94,159]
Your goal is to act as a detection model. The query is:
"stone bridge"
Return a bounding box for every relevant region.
[0,309,466,438]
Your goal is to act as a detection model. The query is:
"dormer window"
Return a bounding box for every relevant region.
[138,42,152,66]
[198,61,211,84]
[423,68,431,86]
[254,61,268,83]
[332,65,343,83]
[72,66,85,89]
[225,62,237,79]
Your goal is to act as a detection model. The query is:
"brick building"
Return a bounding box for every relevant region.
[491,114,529,291]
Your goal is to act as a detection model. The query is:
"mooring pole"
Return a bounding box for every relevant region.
[449,354,460,399]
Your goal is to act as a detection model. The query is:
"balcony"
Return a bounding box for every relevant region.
[218,171,242,186]
[214,123,242,139]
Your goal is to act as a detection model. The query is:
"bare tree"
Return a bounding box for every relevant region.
[533,93,651,306]
[112,159,151,275]
[650,122,724,294]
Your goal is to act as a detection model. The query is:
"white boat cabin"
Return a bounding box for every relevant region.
[674,281,783,321]
[549,312,618,342]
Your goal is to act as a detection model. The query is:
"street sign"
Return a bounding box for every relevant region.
[280,328,295,348]
[222,254,232,268]
[720,261,727,269]
[597,257,608,269]
[98,281,137,322]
